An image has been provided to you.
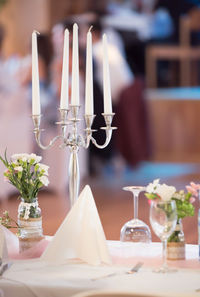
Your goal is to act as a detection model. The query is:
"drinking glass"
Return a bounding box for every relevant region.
[120,186,152,243]
[150,200,177,273]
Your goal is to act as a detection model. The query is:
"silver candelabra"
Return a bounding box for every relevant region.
[32,105,116,207]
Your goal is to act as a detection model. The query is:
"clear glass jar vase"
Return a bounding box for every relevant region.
[18,197,44,252]
[167,219,185,260]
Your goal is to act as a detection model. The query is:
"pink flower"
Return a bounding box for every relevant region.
[186,185,198,197]
[189,197,195,204]
[190,182,200,190]
[186,181,200,198]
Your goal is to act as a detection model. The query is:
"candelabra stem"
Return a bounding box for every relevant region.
[69,146,80,208]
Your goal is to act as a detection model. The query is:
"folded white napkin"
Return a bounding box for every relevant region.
[41,185,112,265]
[0,226,8,261]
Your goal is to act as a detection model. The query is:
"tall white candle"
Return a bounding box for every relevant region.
[60,29,69,110]
[85,29,93,115]
[103,34,112,114]
[32,30,41,115]
[71,23,79,105]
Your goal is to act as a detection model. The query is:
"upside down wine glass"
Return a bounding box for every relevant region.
[150,200,177,273]
[120,186,152,243]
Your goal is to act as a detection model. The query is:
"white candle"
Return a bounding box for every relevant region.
[32,30,41,115]
[85,29,93,115]
[103,34,112,114]
[60,29,69,109]
[71,23,79,106]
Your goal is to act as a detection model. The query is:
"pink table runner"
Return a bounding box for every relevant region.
[3,226,199,270]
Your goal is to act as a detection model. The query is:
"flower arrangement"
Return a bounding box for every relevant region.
[0,152,47,251]
[0,152,49,202]
[145,179,200,243]
[145,179,199,219]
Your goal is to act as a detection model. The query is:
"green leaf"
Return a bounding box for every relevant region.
[173,198,195,219]
[144,193,158,200]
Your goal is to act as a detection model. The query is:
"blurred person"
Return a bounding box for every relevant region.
[88,20,135,176]
[103,1,153,75]
[90,18,152,176]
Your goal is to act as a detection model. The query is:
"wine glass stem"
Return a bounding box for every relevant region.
[133,193,138,219]
[162,239,168,269]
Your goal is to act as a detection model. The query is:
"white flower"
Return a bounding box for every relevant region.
[38,163,49,175]
[11,153,29,162]
[14,166,23,172]
[11,153,42,164]
[173,191,185,201]
[146,179,160,193]
[39,175,49,186]
[156,184,176,201]
[28,153,42,163]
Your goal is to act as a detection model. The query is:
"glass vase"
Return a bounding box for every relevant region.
[167,219,185,260]
[18,197,44,253]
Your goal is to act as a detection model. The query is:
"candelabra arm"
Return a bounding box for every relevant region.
[32,115,62,150]
[35,130,62,150]
[90,129,113,149]
[90,113,116,149]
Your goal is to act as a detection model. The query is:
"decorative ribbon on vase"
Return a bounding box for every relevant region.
[18,200,39,220]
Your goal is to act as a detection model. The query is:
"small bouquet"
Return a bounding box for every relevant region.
[145,179,200,243]
[0,152,49,202]
[0,152,49,251]
[0,152,50,221]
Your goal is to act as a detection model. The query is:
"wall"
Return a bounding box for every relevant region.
[0,0,102,57]
[0,0,50,56]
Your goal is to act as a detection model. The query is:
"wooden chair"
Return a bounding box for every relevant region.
[146,8,200,88]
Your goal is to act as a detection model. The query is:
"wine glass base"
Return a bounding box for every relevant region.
[120,219,152,243]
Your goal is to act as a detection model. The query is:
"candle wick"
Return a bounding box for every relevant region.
[88,26,93,32]
[33,30,40,35]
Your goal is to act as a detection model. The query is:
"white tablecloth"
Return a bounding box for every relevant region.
[0,241,199,297]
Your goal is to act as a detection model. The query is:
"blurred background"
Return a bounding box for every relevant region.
[0,0,200,243]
